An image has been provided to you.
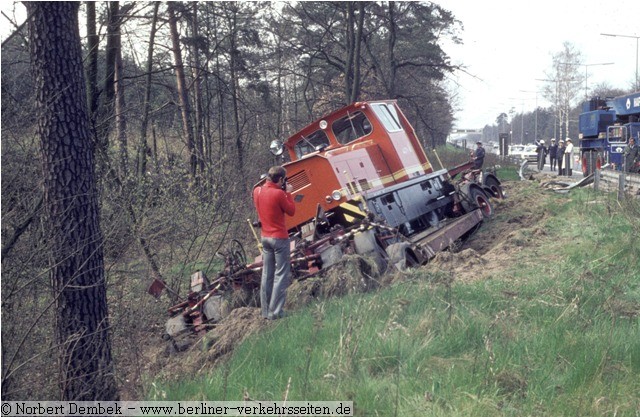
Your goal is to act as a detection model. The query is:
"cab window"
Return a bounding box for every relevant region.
[332,111,372,144]
[294,129,330,158]
[608,125,627,143]
[371,103,402,132]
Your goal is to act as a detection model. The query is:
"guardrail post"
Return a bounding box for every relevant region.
[594,169,600,192]
[617,174,625,201]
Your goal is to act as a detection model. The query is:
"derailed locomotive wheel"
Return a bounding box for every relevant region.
[228,239,247,267]
[353,229,388,275]
[385,242,420,272]
[483,175,504,199]
[461,186,493,218]
[203,294,231,322]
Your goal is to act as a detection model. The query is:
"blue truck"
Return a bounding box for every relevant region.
[578,91,640,176]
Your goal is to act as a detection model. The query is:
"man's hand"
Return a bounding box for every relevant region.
[285,183,294,193]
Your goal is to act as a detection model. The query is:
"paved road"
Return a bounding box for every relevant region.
[521,157,582,177]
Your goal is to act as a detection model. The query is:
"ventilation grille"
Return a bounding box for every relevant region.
[289,170,311,191]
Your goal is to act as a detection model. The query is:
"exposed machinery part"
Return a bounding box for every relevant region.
[151,241,260,340]
[149,100,504,339]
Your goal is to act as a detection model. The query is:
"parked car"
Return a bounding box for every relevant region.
[509,144,537,162]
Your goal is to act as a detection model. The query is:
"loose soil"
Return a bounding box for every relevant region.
[428,177,560,283]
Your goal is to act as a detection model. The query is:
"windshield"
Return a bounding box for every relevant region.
[371,103,402,132]
[332,111,372,144]
[293,129,330,158]
[608,125,627,143]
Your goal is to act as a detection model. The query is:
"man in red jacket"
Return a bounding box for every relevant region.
[253,166,296,320]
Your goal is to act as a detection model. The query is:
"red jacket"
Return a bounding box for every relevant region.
[253,181,295,239]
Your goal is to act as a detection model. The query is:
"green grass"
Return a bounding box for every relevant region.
[149,185,640,416]
[495,166,520,182]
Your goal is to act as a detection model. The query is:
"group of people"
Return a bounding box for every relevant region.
[535,138,575,176]
[535,136,640,174]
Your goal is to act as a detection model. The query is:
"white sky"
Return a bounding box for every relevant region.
[434,0,639,129]
[3,1,638,131]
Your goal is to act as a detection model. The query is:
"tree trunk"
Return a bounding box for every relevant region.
[210,12,227,191]
[344,2,355,103]
[95,2,120,155]
[190,2,206,179]
[137,1,160,178]
[115,35,128,178]
[85,2,99,119]
[350,2,365,103]
[25,2,119,401]
[168,1,197,181]
[387,1,398,97]
[225,4,245,183]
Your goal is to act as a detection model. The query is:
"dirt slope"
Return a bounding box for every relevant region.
[428,179,557,283]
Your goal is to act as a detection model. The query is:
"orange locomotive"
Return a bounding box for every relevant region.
[257,99,502,275]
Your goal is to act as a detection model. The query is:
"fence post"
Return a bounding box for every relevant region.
[594,169,600,192]
[617,173,625,201]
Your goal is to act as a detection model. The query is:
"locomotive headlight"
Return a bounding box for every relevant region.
[326,190,343,203]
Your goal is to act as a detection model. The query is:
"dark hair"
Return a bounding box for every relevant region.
[267,166,286,183]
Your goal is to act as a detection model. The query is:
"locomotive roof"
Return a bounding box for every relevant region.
[283,99,397,147]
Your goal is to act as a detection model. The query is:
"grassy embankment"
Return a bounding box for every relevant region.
[150,168,639,416]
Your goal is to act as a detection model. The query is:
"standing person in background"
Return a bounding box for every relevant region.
[472,142,485,169]
[556,139,566,176]
[564,138,574,176]
[536,139,547,171]
[548,139,558,171]
[253,166,296,320]
[624,137,639,172]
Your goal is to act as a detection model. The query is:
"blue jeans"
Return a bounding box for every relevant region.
[260,237,291,320]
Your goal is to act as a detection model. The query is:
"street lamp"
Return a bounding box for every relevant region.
[601,33,639,91]
[559,62,615,99]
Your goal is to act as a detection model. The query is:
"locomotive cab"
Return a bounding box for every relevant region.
[257,100,460,244]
